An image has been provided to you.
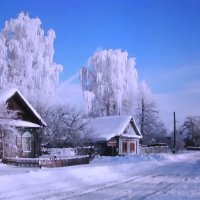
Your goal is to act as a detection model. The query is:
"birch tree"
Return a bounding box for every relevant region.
[80,49,138,117]
[0,12,62,99]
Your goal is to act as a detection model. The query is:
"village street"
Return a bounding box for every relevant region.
[0,151,200,200]
[69,154,200,200]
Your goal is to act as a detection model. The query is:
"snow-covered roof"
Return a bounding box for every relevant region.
[87,115,142,141]
[0,88,46,126]
[6,120,41,128]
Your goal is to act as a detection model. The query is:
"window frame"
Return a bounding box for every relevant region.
[22,131,32,153]
[122,142,128,154]
[130,142,136,153]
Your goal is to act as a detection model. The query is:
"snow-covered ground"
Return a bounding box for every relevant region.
[0,151,200,200]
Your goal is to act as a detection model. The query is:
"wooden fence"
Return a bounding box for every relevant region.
[39,156,89,168]
[2,155,89,168]
[140,145,169,154]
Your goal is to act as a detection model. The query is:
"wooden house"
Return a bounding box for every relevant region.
[0,88,46,159]
[88,116,142,156]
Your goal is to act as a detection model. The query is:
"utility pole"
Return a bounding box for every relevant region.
[141,95,144,136]
[173,112,176,154]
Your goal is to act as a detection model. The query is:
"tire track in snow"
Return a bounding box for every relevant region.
[0,172,196,200]
[1,152,200,200]
[65,172,200,200]
[62,174,177,200]
[0,175,144,200]
[137,182,177,200]
[28,175,146,200]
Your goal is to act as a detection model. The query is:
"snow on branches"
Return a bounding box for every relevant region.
[80,49,139,117]
[0,12,63,99]
[0,103,20,157]
[33,101,92,147]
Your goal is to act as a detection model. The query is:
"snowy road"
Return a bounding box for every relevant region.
[70,161,200,200]
[0,151,200,200]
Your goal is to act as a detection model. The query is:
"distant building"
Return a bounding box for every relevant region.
[0,88,46,159]
[88,116,142,156]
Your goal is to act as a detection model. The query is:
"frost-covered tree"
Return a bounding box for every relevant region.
[0,12,62,99]
[181,116,200,147]
[33,101,92,147]
[80,49,138,116]
[0,103,19,158]
[135,81,166,143]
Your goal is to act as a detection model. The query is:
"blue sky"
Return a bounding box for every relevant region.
[1,0,200,127]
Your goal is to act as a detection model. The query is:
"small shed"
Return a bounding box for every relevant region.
[88,115,142,156]
[0,88,46,159]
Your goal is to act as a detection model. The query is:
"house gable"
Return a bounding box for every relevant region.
[0,88,46,127]
[117,118,142,139]
[131,119,142,137]
[123,122,138,137]
[7,92,41,126]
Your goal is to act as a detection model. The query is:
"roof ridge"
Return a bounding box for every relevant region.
[0,87,46,126]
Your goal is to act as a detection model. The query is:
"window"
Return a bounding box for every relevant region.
[122,142,128,153]
[22,131,31,152]
[130,143,135,153]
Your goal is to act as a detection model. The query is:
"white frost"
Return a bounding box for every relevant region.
[80,49,139,116]
[0,12,62,99]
